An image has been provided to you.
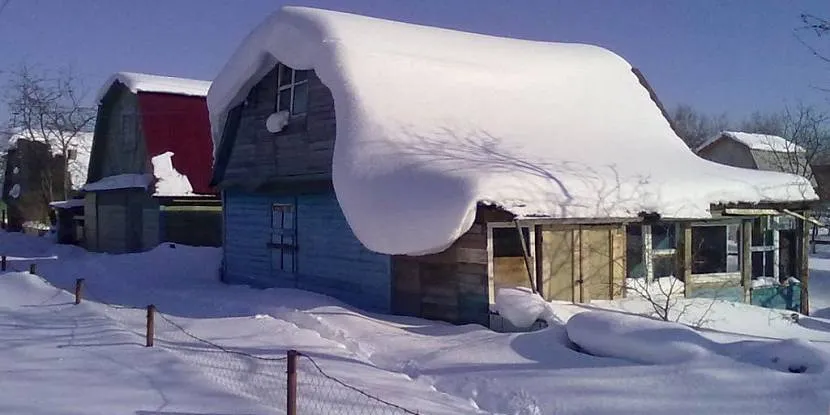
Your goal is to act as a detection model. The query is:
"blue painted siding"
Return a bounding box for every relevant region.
[223,190,392,312]
[295,193,391,312]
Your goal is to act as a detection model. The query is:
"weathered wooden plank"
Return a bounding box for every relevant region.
[798,214,811,315]
[741,219,752,303]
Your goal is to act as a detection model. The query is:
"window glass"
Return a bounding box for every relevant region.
[653,255,678,280]
[752,217,773,247]
[278,89,292,112]
[652,223,676,250]
[294,70,309,82]
[726,224,740,273]
[751,251,775,278]
[279,65,293,87]
[691,226,727,274]
[493,227,530,258]
[626,225,644,278]
[292,82,309,115]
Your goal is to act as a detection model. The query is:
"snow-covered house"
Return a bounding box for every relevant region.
[696,131,816,186]
[84,72,221,254]
[0,127,93,233]
[208,7,819,327]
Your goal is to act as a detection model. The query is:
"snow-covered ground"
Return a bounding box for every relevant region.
[2,231,830,414]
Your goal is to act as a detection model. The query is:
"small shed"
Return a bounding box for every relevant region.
[208,7,819,327]
[49,198,85,244]
[84,73,221,254]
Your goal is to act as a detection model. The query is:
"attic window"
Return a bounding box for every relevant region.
[276,63,309,117]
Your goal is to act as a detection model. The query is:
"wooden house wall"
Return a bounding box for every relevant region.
[697,138,757,170]
[159,204,222,247]
[222,190,392,312]
[218,67,336,188]
[535,224,626,303]
[85,189,158,254]
[391,222,489,326]
[87,85,149,183]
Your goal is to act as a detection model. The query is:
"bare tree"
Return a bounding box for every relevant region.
[798,14,830,64]
[670,104,730,148]
[3,65,95,201]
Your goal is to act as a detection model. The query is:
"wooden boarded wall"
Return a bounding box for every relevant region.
[219,67,336,188]
[222,190,393,312]
[160,204,222,248]
[391,223,489,325]
[536,224,626,303]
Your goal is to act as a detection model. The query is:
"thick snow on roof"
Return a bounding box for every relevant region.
[208,7,818,256]
[97,72,211,102]
[697,131,806,153]
[49,199,85,209]
[82,174,152,192]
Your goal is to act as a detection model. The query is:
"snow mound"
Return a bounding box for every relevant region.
[495,287,549,328]
[97,72,211,102]
[730,338,830,375]
[151,152,195,196]
[566,311,715,364]
[208,6,816,256]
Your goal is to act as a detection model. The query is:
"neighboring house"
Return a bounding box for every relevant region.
[83,72,221,254]
[208,7,819,328]
[0,128,93,232]
[696,131,816,187]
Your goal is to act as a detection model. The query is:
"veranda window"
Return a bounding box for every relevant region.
[626,222,678,282]
[690,222,740,275]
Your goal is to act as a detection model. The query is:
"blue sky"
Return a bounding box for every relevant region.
[0,0,828,122]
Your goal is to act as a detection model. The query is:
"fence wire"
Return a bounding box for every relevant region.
[3,261,422,414]
[298,353,420,415]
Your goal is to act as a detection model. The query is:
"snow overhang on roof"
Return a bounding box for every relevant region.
[97,72,212,102]
[697,131,806,154]
[208,6,818,256]
[82,174,153,192]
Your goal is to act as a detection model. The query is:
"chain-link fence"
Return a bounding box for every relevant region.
[4,259,421,414]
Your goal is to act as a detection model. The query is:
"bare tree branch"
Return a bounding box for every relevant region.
[3,64,95,202]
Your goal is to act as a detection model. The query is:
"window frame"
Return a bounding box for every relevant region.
[275,63,310,118]
[627,223,679,283]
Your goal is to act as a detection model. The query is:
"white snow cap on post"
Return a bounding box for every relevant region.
[207,7,817,256]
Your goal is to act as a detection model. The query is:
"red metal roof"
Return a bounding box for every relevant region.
[137,92,214,195]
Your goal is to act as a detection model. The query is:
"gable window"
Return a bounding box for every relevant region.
[276,63,310,117]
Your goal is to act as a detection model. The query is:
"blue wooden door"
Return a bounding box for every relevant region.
[270,203,297,282]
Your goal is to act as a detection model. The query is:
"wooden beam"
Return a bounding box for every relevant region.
[741,219,753,303]
[722,208,780,216]
[534,225,544,298]
[679,223,693,296]
[797,214,811,315]
[514,220,536,292]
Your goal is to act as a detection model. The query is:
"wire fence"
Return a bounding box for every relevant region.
[2,258,420,415]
